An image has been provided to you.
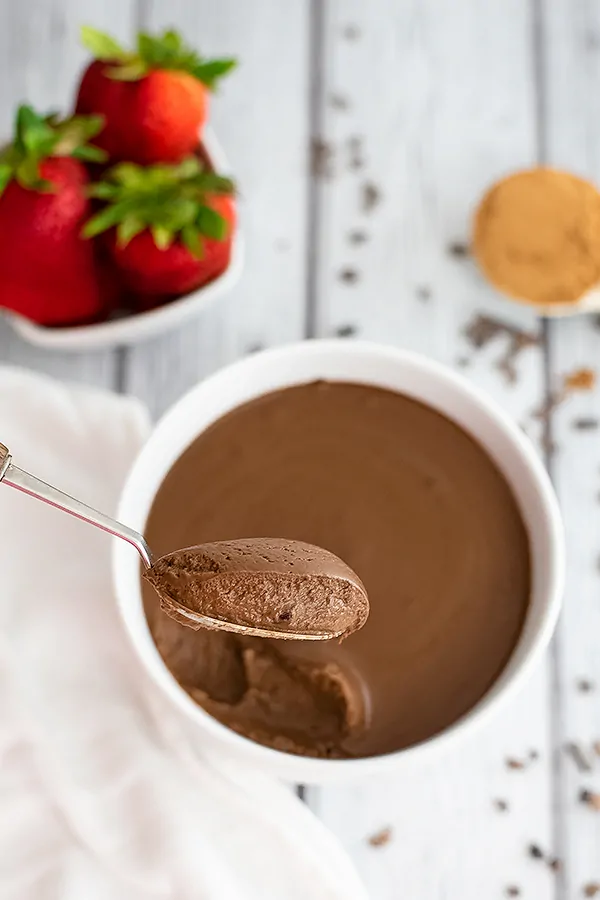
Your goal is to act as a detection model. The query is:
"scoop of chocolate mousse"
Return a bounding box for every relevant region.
[143,537,370,640]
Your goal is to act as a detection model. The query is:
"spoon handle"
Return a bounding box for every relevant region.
[0,442,152,568]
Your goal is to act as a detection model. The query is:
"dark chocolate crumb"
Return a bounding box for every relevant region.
[573,417,599,431]
[528,844,544,860]
[339,268,359,284]
[579,788,600,810]
[330,93,350,111]
[348,135,366,170]
[342,24,361,40]
[448,241,470,258]
[506,887,521,897]
[584,882,600,896]
[577,678,595,693]
[506,757,526,770]
[465,314,539,386]
[368,826,393,848]
[416,285,432,302]
[361,181,382,213]
[548,857,562,873]
[336,324,357,338]
[494,798,509,812]
[310,138,334,179]
[246,343,264,355]
[565,741,593,773]
[348,229,368,245]
[529,749,540,761]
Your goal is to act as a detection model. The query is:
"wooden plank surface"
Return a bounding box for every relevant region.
[543,2,600,896]
[1,0,600,897]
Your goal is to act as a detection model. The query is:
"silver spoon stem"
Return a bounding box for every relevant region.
[0,442,152,567]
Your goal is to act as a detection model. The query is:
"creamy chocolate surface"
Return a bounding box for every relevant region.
[143,538,369,638]
[143,381,530,758]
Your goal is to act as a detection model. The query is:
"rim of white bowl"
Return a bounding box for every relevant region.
[114,340,565,781]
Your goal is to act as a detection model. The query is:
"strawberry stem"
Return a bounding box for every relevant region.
[80,25,237,88]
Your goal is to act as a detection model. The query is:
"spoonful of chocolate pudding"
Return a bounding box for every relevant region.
[143,538,369,640]
[0,442,369,641]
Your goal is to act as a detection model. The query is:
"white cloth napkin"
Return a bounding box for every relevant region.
[0,367,369,900]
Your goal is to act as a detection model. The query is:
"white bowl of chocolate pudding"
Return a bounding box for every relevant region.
[114,340,564,783]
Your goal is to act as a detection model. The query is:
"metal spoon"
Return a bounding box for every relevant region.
[0,442,338,641]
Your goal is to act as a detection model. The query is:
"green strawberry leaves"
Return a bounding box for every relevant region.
[80,26,129,61]
[83,156,235,257]
[0,105,107,197]
[81,25,237,88]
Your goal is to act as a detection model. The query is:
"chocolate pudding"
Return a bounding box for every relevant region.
[143,381,530,758]
[144,538,369,638]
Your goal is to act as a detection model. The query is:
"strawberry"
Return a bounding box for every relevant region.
[76,27,236,165]
[83,157,236,301]
[0,105,112,326]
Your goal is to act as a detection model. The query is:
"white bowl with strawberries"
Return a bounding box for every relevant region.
[0,27,243,350]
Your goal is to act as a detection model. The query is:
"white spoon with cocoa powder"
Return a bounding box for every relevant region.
[0,442,368,641]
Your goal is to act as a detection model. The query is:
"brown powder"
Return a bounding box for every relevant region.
[473,168,600,307]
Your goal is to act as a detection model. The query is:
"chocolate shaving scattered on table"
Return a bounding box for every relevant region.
[506,756,527,770]
[368,826,393,848]
[565,741,593,773]
[348,135,366,170]
[548,857,562,872]
[494,798,509,812]
[579,788,600,810]
[532,368,596,425]
[584,883,600,897]
[336,324,357,338]
[246,343,265,355]
[448,241,470,258]
[573,417,599,431]
[528,843,545,860]
[348,229,368,245]
[505,886,521,897]
[416,285,432,302]
[529,749,540,761]
[330,94,350,111]
[342,24,361,40]
[577,678,595,693]
[339,268,360,284]
[310,138,334,179]
[464,314,539,385]
[361,181,382,213]
[565,368,596,392]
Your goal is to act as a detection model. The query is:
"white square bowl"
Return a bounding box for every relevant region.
[3,128,244,351]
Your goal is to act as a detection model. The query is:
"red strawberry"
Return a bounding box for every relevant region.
[75,27,236,165]
[83,157,236,302]
[0,106,112,326]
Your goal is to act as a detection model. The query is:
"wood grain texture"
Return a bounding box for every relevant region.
[0,0,137,386]
[123,0,310,419]
[543,1,600,895]
[308,1,556,897]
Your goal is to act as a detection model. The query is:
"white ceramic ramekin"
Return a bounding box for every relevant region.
[114,340,564,783]
[5,129,244,351]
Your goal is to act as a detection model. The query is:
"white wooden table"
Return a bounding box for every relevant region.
[2,1,600,897]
